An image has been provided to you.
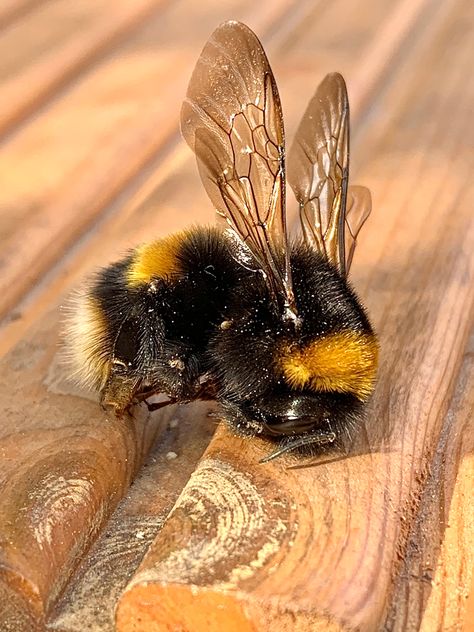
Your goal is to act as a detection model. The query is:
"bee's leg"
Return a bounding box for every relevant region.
[130,388,178,412]
[193,378,218,402]
[259,430,337,463]
[144,397,177,412]
[100,372,138,416]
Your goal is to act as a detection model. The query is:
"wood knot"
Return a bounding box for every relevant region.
[129,457,295,589]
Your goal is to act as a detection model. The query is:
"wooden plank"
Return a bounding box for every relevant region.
[0,314,167,631]
[48,403,216,632]
[0,0,37,30]
[0,0,166,137]
[466,575,474,632]
[114,0,474,629]
[415,334,473,631]
[273,0,435,134]
[0,1,314,628]
[0,0,299,323]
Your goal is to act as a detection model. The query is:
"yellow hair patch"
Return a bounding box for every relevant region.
[127,233,184,286]
[280,331,379,401]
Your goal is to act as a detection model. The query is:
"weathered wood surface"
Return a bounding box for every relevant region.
[48,403,216,632]
[116,0,474,629]
[0,317,167,631]
[0,0,36,30]
[0,0,302,322]
[0,0,472,630]
[393,334,474,632]
[0,0,166,138]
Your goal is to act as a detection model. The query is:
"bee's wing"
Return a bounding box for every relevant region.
[345,185,372,272]
[288,73,371,276]
[181,21,295,312]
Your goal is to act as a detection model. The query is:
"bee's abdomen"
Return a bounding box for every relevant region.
[278,330,379,401]
[279,244,379,401]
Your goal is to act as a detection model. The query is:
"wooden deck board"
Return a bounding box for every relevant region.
[0,0,37,30]
[0,0,167,136]
[0,0,302,323]
[116,0,474,628]
[0,0,472,630]
[397,333,474,631]
[48,403,217,632]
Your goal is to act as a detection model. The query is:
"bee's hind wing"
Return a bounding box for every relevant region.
[344,185,372,273]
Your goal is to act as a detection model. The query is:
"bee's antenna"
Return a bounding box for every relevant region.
[259,430,336,463]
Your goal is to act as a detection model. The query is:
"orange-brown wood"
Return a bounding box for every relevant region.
[0,315,168,631]
[116,0,474,629]
[0,0,166,137]
[48,403,216,632]
[0,0,36,29]
[0,0,472,630]
[410,335,473,631]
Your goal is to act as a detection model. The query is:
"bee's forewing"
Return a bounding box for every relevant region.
[180,21,295,311]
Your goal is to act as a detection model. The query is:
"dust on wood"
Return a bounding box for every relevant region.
[49,403,216,632]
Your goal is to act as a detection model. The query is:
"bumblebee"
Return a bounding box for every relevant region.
[64,21,378,461]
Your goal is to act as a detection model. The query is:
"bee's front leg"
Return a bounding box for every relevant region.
[131,387,179,412]
[100,368,139,417]
[143,398,177,412]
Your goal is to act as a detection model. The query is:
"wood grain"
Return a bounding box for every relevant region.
[0,0,299,323]
[417,335,473,631]
[0,0,471,629]
[0,313,169,631]
[0,0,166,137]
[115,0,474,629]
[0,0,36,30]
[48,403,216,632]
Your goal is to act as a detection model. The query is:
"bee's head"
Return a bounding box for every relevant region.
[62,287,142,414]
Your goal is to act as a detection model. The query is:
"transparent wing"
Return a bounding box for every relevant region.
[180,20,295,313]
[345,185,372,272]
[288,72,357,277]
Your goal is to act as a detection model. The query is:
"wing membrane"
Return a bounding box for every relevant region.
[181,21,295,312]
[288,73,357,276]
[345,185,372,272]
